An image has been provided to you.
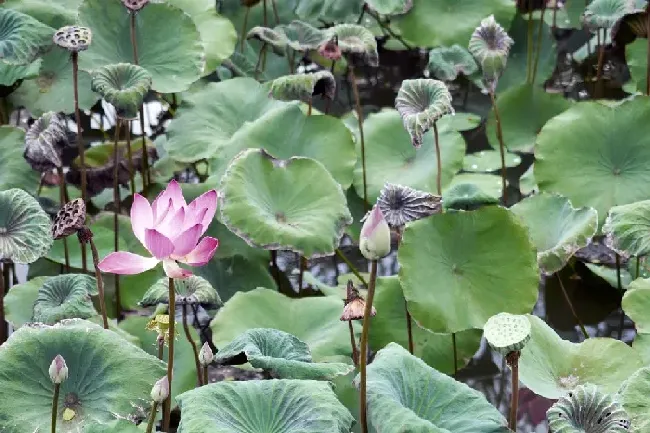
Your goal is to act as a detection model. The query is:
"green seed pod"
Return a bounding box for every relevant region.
[483,312,531,356]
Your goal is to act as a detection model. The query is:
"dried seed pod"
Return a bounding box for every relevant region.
[547,384,631,433]
[122,0,149,12]
[377,183,442,228]
[52,198,87,240]
[53,26,92,52]
[340,280,376,321]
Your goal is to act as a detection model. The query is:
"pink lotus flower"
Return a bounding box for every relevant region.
[98,180,219,278]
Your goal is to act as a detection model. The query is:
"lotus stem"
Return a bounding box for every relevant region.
[489,91,508,205]
[452,332,458,375]
[271,0,279,24]
[595,29,605,97]
[240,7,250,52]
[636,256,641,278]
[405,300,414,354]
[335,248,368,286]
[81,231,109,329]
[71,52,88,274]
[556,273,588,339]
[307,100,312,116]
[125,122,135,196]
[163,277,176,432]
[646,12,650,95]
[0,97,7,125]
[203,365,209,386]
[112,120,122,321]
[349,66,369,211]
[57,167,70,273]
[348,320,359,366]
[182,303,202,387]
[359,260,378,433]
[145,401,158,433]
[297,255,307,292]
[616,254,625,340]
[129,13,150,192]
[255,43,267,80]
[506,351,520,431]
[0,264,5,344]
[531,5,546,85]
[526,8,534,83]
[432,122,442,196]
[263,0,267,26]
[552,2,558,29]
[157,335,164,360]
[51,383,60,433]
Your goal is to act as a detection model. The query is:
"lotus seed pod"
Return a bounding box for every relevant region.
[483,312,531,356]
[359,205,391,260]
[49,354,68,384]
[52,198,87,240]
[468,15,513,91]
[340,280,376,321]
[377,183,442,228]
[121,0,149,12]
[53,26,92,52]
[547,384,631,433]
[150,376,169,403]
[198,342,214,366]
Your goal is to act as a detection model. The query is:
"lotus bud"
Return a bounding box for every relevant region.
[340,280,376,321]
[198,342,214,366]
[359,205,391,260]
[122,0,149,12]
[318,38,342,62]
[150,376,169,403]
[49,354,68,384]
[468,15,513,91]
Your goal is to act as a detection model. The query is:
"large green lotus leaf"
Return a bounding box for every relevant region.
[248,20,327,52]
[625,38,647,94]
[33,274,98,324]
[90,63,152,120]
[119,315,202,402]
[2,0,81,28]
[582,0,645,30]
[603,200,650,258]
[0,188,53,264]
[0,8,53,65]
[163,78,289,163]
[535,97,650,226]
[427,45,479,82]
[511,193,598,275]
[211,288,356,361]
[520,165,538,195]
[9,46,99,116]
[441,175,501,210]
[0,59,40,87]
[220,149,352,258]
[78,0,203,93]
[622,279,650,364]
[203,216,268,262]
[354,109,465,202]
[213,328,353,380]
[0,319,165,433]
[621,366,650,432]
[399,206,538,333]
[393,0,515,47]
[294,0,363,23]
[0,126,40,193]
[519,315,643,398]
[3,276,46,328]
[209,104,356,188]
[370,276,482,374]
[463,150,521,173]
[139,275,221,307]
[360,343,509,433]
[84,420,141,433]
[487,83,572,153]
[176,379,354,433]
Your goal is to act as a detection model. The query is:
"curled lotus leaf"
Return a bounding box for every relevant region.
[23,111,70,172]
[603,200,650,258]
[582,0,646,31]
[53,25,92,52]
[0,188,53,264]
[90,63,152,119]
[612,8,648,45]
[121,0,149,12]
[468,15,514,90]
[247,26,290,50]
[33,274,98,325]
[366,0,413,15]
[213,328,353,380]
[377,183,441,228]
[325,24,379,67]
[269,70,336,103]
[0,8,53,65]
[442,181,499,210]
[547,384,631,433]
[247,21,327,52]
[395,78,454,148]
[621,366,650,431]
[139,275,221,307]
[428,45,479,81]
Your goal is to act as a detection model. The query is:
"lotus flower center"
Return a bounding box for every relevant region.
[0,227,6,234]
[64,392,80,409]
[613,168,621,175]
[275,212,286,223]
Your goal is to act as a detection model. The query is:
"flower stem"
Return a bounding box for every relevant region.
[145,401,158,433]
[129,12,150,192]
[182,303,202,387]
[452,333,458,375]
[359,260,378,433]
[526,8,534,83]
[335,249,368,286]
[348,320,358,366]
[125,121,135,197]
[405,301,414,354]
[254,43,267,80]
[0,264,5,344]
[271,0,279,24]
[112,120,122,321]
[556,273,588,339]
[531,5,546,85]
[349,65,368,211]
[616,254,625,340]
[433,122,442,196]
[646,12,650,95]
[72,51,88,273]
[489,91,507,205]
[240,7,250,52]
[163,277,176,432]
[203,365,209,386]
[57,166,70,273]
[507,351,520,431]
[51,383,60,433]
[157,336,164,360]
[86,232,109,329]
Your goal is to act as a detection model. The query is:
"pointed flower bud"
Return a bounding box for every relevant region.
[359,205,391,260]
[49,354,68,384]
[198,342,214,366]
[468,15,513,92]
[151,376,169,403]
[340,280,376,321]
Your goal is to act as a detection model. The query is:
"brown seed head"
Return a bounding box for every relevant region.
[53,198,86,240]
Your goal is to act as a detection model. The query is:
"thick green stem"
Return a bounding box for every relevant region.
[72,52,87,273]
[51,383,60,433]
[556,273,588,339]
[145,401,158,433]
[112,121,122,320]
[182,303,202,387]
[240,7,250,52]
[86,234,109,329]
[507,351,520,431]
[489,91,508,205]
[163,277,176,431]
[359,260,378,433]
[349,65,368,211]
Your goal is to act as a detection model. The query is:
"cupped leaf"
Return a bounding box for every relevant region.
[603,200,650,258]
[294,0,363,23]
[3,276,46,328]
[0,126,41,193]
[0,8,53,65]
[427,45,478,81]
[463,150,521,172]
[213,328,353,380]
[0,319,165,433]
[622,279,650,364]
[535,97,650,226]
[220,149,351,258]
[519,315,643,398]
[468,15,514,89]
[582,0,646,30]
[90,63,151,119]
[399,206,539,333]
[621,366,650,431]
[270,70,335,102]
[248,21,327,52]
[23,111,71,172]
[511,193,598,275]
[354,109,465,202]
[395,78,454,148]
[359,343,509,433]
[325,24,378,66]
[177,379,354,433]
[0,188,53,264]
[211,288,356,361]
[442,175,501,210]
[33,274,98,324]
[78,0,203,93]
[139,275,221,307]
[366,0,413,15]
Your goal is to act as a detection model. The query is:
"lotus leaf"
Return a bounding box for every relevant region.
[399,206,538,333]
[582,0,646,30]
[468,15,514,90]
[535,97,650,226]
[3,276,46,328]
[90,63,152,120]
[443,173,506,207]
[463,150,521,173]
[621,366,650,431]
[2,0,81,28]
[625,38,648,94]
[294,0,363,23]
[359,343,510,432]
[603,199,650,258]
[84,420,142,433]
[0,8,53,65]
[139,275,221,307]
[0,319,165,433]
[427,45,479,81]
[366,0,413,16]
[0,127,41,193]
[438,111,482,131]
[23,111,70,172]
[325,24,379,66]
[511,193,598,275]
[277,20,328,51]
[622,279,650,364]
[33,274,98,324]
[0,59,40,92]
[519,315,643,398]
[220,149,351,257]
[176,379,354,433]
[269,70,335,102]
[520,165,538,195]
